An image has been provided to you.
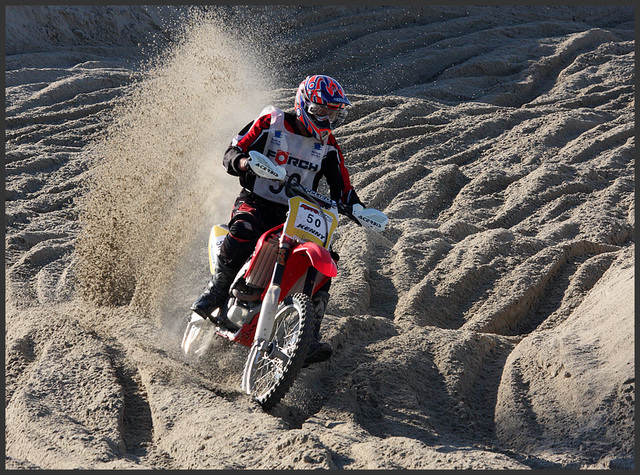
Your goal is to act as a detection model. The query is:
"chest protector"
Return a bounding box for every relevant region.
[252,106,328,206]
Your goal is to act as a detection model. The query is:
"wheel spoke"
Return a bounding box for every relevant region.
[243,293,314,409]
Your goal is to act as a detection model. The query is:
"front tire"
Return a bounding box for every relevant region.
[243,293,314,410]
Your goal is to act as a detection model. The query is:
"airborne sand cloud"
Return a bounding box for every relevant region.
[5,5,634,469]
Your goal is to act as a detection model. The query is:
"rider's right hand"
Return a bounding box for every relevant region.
[238,157,250,172]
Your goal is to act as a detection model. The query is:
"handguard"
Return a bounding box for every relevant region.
[351,204,388,232]
[248,150,286,181]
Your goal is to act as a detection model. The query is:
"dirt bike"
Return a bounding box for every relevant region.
[181,150,388,410]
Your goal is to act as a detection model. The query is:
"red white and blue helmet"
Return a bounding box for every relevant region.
[295,75,350,141]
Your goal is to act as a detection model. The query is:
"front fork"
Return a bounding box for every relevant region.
[253,239,320,344]
[251,238,323,346]
[241,237,323,395]
[242,239,290,395]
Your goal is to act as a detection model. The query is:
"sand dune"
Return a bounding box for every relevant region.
[4,5,634,470]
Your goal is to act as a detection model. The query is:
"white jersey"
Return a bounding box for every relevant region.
[227,105,359,209]
[251,106,328,206]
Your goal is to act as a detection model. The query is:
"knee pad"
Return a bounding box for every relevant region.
[229,213,261,241]
[220,214,262,268]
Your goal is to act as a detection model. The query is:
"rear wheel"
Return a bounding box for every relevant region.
[243,293,314,410]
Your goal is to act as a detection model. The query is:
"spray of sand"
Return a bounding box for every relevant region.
[75,9,278,324]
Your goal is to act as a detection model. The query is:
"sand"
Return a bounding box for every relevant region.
[4,5,634,470]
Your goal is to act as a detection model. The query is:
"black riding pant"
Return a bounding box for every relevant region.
[219,189,288,269]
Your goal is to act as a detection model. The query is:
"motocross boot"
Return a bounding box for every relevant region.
[303,290,333,367]
[190,259,238,321]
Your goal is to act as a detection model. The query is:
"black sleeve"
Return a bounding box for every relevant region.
[223,145,248,177]
[319,150,363,206]
[222,121,252,176]
[222,119,269,177]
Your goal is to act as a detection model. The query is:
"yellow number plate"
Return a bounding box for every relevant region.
[284,196,338,247]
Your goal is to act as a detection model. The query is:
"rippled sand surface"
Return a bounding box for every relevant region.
[5,5,634,469]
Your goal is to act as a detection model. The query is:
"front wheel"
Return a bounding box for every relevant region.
[242,293,315,410]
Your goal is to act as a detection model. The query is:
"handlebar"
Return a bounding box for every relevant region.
[246,150,368,228]
[283,180,363,227]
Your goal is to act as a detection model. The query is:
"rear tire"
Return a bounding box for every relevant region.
[243,293,314,410]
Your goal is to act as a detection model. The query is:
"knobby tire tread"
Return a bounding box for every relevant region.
[253,293,314,411]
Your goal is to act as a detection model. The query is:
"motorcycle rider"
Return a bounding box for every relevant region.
[191,74,363,366]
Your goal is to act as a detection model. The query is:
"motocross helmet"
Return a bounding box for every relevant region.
[295,75,350,142]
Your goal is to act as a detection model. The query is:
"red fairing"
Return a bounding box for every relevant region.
[231,319,257,347]
[279,243,337,298]
[290,243,337,278]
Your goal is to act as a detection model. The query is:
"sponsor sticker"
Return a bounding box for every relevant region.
[284,196,338,246]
